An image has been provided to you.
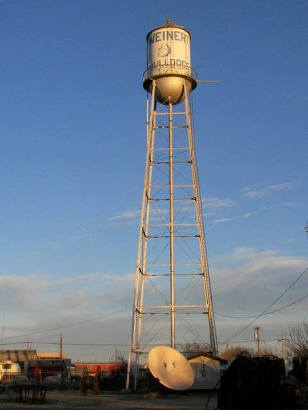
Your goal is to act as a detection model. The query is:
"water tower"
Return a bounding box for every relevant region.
[126,18,218,389]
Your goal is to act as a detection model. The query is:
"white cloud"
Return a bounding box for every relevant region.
[106,196,237,226]
[0,271,134,359]
[242,212,253,218]
[211,212,254,225]
[212,247,308,311]
[108,196,295,231]
[0,273,113,316]
[211,217,234,225]
[107,209,140,224]
[209,247,308,343]
[107,207,171,226]
[0,248,307,359]
[242,182,294,199]
[204,197,237,210]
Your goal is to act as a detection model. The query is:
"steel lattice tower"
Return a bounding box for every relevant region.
[126,19,218,389]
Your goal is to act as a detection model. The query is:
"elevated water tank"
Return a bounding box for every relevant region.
[143,18,197,105]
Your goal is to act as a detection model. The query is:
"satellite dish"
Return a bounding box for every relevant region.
[147,346,194,391]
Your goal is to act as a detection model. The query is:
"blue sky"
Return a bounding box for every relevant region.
[0,0,307,360]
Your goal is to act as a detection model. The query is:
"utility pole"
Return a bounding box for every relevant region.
[254,327,260,356]
[59,333,63,360]
[280,334,286,362]
[1,313,5,349]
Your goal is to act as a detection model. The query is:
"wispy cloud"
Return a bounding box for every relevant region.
[204,197,237,210]
[211,217,233,225]
[107,209,140,224]
[242,182,294,199]
[242,212,254,218]
[212,247,308,320]
[0,273,112,313]
[0,271,134,355]
[107,196,237,225]
[0,248,307,360]
[211,212,254,225]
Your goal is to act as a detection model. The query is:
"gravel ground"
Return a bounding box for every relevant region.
[0,390,218,410]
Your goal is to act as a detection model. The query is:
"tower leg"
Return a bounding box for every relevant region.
[126,82,157,390]
[183,83,218,355]
[168,102,175,349]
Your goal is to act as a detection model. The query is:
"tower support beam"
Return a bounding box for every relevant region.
[126,86,218,389]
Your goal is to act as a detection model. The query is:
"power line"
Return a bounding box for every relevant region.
[215,291,308,319]
[0,341,130,347]
[218,338,288,345]
[1,310,128,342]
[222,265,308,344]
[0,338,289,348]
[2,267,307,348]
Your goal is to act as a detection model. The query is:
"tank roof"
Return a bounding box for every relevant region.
[146,17,192,40]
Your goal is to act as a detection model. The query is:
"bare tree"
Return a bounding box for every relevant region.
[114,349,127,364]
[258,345,275,356]
[220,346,253,363]
[181,342,211,359]
[287,322,308,357]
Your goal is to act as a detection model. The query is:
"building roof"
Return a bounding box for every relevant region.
[187,352,228,364]
[37,352,67,359]
[0,350,38,362]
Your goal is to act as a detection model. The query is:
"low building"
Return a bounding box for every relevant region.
[37,352,67,360]
[0,349,70,381]
[27,359,68,380]
[0,350,38,376]
[0,361,22,382]
[188,353,228,390]
[73,362,125,378]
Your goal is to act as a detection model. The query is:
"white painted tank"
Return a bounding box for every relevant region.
[143,18,197,105]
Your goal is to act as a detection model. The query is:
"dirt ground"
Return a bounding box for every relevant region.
[0,389,217,410]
